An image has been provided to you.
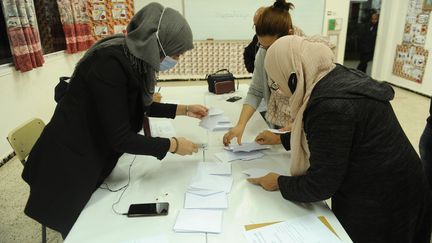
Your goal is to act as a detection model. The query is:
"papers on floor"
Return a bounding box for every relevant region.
[267,128,290,134]
[214,150,264,163]
[174,209,223,234]
[243,214,340,243]
[199,107,233,131]
[224,142,270,152]
[150,120,176,138]
[184,191,228,209]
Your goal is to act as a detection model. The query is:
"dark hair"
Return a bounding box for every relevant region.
[255,0,294,37]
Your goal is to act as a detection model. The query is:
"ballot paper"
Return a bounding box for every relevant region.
[197,162,232,176]
[214,150,264,163]
[199,113,233,131]
[243,214,341,243]
[184,191,228,209]
[173,209,223,233]
[187,188,223,196]
[189,174,233,193]
[208,107,224,116]
[267,128,290,134]
[150,120,176,138]
[225,142,270,153]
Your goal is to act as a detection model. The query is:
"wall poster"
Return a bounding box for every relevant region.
[393,0,430,83]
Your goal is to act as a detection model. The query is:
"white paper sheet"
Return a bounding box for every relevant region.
[189,174,233,193]
[197,162,232,176]
[214,150,264,163]
[208,107,224,116]
[243,214,341,243]
[225,142,270,152]
[187,188,223,196]
[199,114,232,131]
[184,191,228,209]
[173,209,223,233]
[267,128,290,134]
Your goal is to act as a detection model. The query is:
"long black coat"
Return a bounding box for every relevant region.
[278,65,432,243]
[22,45,177,236]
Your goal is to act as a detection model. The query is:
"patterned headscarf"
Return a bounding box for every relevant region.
[264,35,336,176]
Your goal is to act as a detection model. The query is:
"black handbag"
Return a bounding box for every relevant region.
[206,69,236,94]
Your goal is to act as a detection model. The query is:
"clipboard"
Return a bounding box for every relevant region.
[244,216,339,238]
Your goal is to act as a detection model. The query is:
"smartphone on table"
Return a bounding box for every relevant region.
[126,202,169,217]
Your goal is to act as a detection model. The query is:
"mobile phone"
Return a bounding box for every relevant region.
[226,96,242,102]
[126,202,169,217]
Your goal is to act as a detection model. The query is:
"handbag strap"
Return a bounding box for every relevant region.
[212,69,232,75]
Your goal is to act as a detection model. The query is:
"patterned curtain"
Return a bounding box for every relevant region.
[34,0,66,54]
[56,0,94,54]
[1,0,45,72]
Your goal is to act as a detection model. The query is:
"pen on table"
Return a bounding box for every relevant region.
[157,87,161,93]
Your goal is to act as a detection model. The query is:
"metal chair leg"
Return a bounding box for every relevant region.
[42,224,47,243]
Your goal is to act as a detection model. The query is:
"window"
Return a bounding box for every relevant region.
[0,0,66,66]
[0,5,12,65]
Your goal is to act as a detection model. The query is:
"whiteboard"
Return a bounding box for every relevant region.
[133,0,326,40]
[185,0,325,40]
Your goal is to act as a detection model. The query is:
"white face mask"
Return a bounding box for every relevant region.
[156,8,178,72]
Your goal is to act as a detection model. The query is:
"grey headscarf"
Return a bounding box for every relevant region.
[74,2,193,107]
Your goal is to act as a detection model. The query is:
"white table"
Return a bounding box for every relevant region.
[65,85,352,243]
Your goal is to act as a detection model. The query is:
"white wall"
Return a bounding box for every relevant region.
[323,0,350,63]
[0,52,84,159]
[372,0,432,96]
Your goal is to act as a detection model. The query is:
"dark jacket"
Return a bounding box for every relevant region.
[428,98,431,126]
[358,22,378,56]
[278,64,432,243]
[243,35,259,73]
[22,45,177,236]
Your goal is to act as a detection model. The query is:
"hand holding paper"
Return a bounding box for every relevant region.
[247,172,281,191]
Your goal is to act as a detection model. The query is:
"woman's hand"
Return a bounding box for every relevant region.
[186,105,208,119]
[223,125,245,146]
[153,92,162,103]
[255,130,281,145]
[247,172,281,191]
[170,137,198,155]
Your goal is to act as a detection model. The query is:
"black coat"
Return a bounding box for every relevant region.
[22,45,177,236]
[278,65,432,243]
[243,35,259,73]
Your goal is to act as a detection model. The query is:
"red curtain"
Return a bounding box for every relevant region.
[1,0,45,72]
[56,0,94,54]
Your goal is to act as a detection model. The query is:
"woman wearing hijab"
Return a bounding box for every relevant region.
[248,35,432,242]
[22,3,207,238]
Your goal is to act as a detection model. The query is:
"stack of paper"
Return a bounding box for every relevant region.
[243,214,341,243]
[184,191,228,209]
[214,150,264,163]
[225,142,270,152]
[267,128,290,134]
[199,107,233,131]
[189,174,233,193]
[174,209,223,233]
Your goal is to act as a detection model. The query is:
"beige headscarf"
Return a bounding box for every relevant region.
[264,35,336,176]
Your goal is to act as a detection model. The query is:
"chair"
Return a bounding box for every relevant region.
[6,118,47,243]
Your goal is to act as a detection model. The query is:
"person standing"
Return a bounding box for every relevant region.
[357,12,379,73]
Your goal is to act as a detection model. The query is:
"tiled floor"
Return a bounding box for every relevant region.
[0,81,430,243]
